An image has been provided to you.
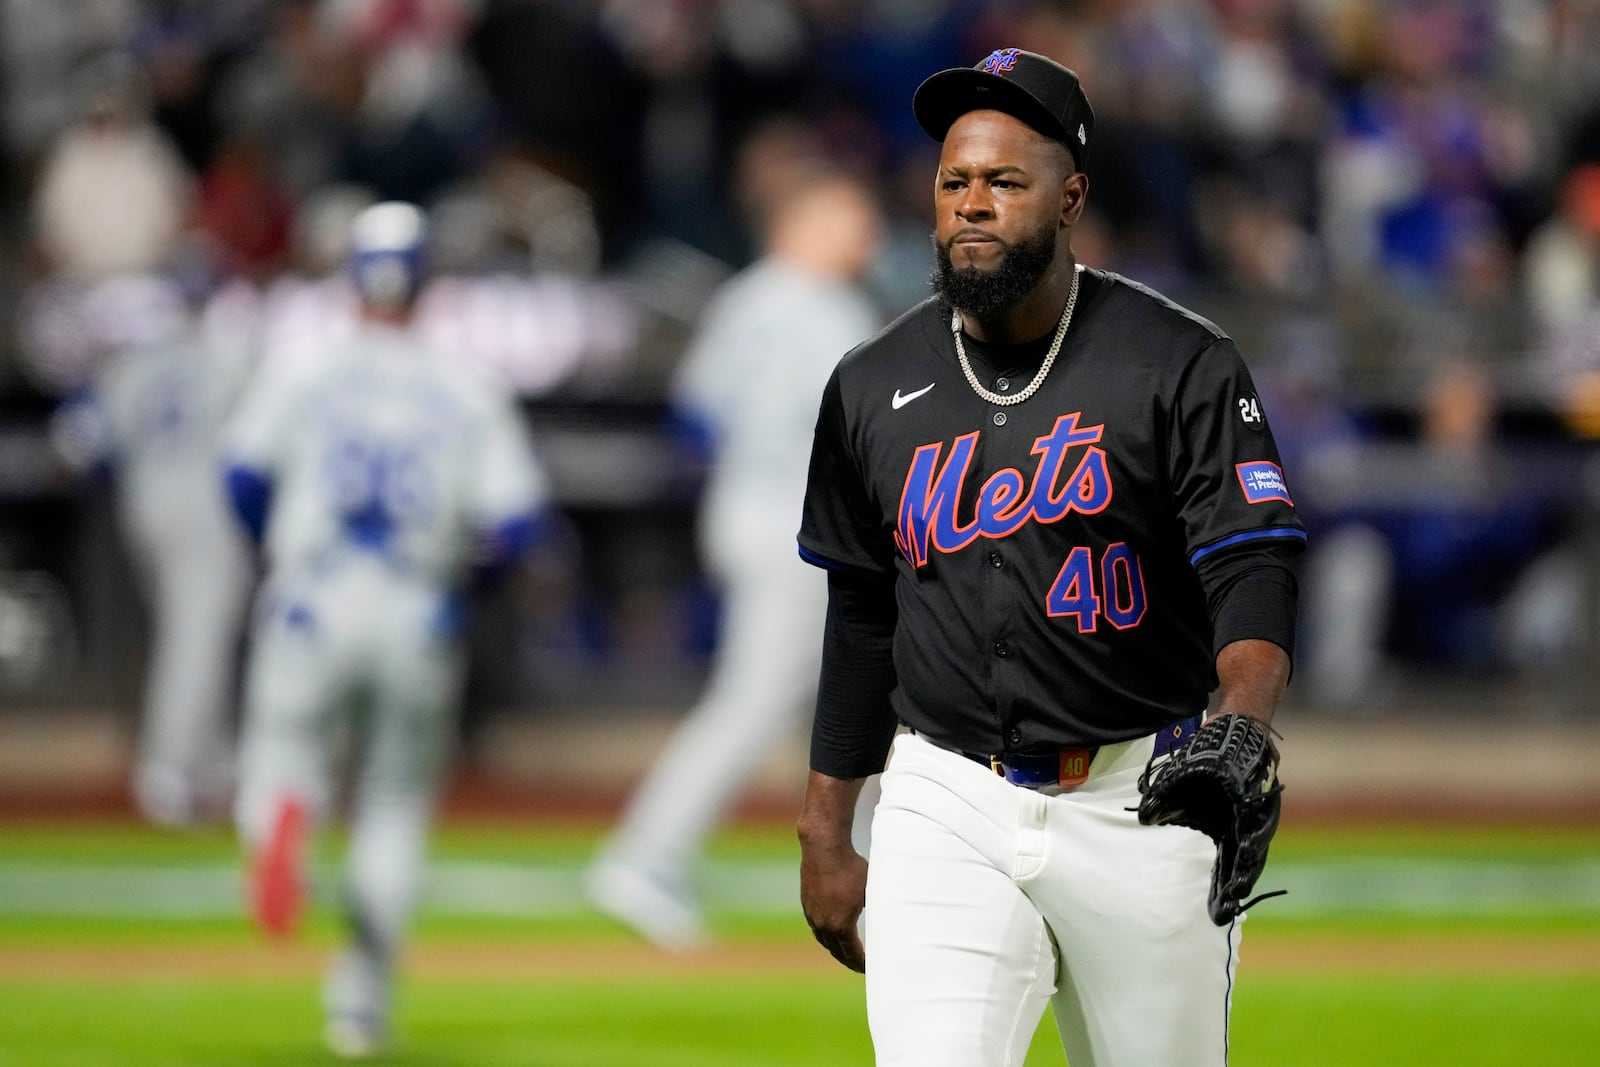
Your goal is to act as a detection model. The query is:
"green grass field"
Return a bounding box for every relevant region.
[1,818,1597,1065]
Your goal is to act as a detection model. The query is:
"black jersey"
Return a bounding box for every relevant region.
[798,267,1306,753]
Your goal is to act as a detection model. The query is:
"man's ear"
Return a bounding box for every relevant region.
[1061,172,1089,228]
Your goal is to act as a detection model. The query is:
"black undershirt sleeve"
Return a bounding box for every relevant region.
[1194,541,1301,667]
[810,567,901,779]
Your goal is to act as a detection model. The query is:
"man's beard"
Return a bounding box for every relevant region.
[932,220,1059,320]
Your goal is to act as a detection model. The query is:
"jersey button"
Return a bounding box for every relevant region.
[996,377,1010,392]
[994,640,1010,658]
[988,552,1003,569]
[1008,728,1023,745]
[992,411,1007,427]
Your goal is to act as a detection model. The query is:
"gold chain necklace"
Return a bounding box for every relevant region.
[951,264,1082,406]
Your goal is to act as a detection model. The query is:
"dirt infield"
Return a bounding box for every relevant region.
[4,935,1599,982]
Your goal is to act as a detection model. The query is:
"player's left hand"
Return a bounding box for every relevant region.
[1135,712,1286,925]
[799,837,869,972]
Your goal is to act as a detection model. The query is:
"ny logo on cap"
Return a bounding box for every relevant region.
[982,48,1021,74]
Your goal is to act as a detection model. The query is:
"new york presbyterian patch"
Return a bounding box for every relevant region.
[1235,461,1293,505]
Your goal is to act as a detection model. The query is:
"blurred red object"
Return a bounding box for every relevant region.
[250,796,307,940]
[195,135,294,279]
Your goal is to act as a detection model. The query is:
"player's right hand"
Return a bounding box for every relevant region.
[798,837,868,973]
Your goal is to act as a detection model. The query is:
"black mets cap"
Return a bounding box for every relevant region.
[913,48,1094,169]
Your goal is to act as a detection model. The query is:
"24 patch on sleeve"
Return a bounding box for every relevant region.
[1235,461,1292,505]
[1236,393,1265,430]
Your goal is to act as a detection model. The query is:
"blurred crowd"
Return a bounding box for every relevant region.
[2,0,1600,718]
[5,1,1600,371]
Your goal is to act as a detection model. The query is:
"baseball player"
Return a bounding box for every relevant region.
[49,275,255,827]
[795,50,1306,1067]
[223,201,549,1059]
[587,172,885,948]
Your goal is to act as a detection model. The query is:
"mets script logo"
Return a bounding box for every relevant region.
[895,412,1112,566]
[982,48,1021,74]
[1236,461,1292,505]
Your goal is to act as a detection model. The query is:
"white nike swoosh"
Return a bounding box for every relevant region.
[892,383,935,409]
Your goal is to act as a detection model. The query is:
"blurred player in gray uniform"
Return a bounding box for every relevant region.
[585,172,885,949]
[223,202,550,1058]
[50,275,254,827]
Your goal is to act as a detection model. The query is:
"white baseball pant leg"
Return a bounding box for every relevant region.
[132,526,251,821]
[600,546,828,886]
[234,578,352,852]
[342,591,463,957]
[327,585,463,1024]
[865,731,1239,1067]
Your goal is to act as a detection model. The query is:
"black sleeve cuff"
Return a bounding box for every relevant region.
[1195,543,1300,665]
[810,568,900,779]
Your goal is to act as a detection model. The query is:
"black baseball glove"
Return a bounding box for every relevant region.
[1136,713,1285,925]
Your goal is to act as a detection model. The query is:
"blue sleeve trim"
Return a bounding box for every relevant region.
[798,544,893,577]
[798,544,848,571]
[472,509,553,588]
[1188,526,1307,565]
[224,465,274,546]
[498,510,554,558]
[666,406,717,464]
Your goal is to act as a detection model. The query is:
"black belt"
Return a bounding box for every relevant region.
[957,715,1202,790]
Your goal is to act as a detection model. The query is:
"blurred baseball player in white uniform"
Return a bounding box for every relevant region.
[50,275,254,827]
[223,202,549,1058]
[586,173,885,949]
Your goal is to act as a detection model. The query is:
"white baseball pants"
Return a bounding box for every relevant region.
[235,557,464,962]
[599,509,830,888]
[128,509,251,822]
[864,730,1242,1067]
